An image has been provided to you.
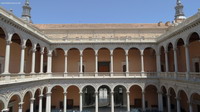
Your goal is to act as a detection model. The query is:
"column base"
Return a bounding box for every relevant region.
[2,72,10,75]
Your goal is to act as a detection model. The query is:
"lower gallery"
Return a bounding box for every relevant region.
[0,1,200,112]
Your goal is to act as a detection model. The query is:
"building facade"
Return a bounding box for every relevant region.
[0,1,200,112]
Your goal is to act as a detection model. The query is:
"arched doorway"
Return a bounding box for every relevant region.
[67,48,80,76]
[24,39,32,73]
[178,90,189,112]
[145,85,158,111]
[51,86,64,111]
[0,27,6,74]
[160,46,166,72]
[82,85,95,112]
[168,87,176,112]
[176,38,186,72]
[191,93,200,112]
[83,48,95,73]
[10,34,21,73]
[23,91,32,112]
[52,48,65,73]
[67,85,80,111]
[144,47,156,72]
[98,85,111,112]
[98,48,111,76]
[113,48,126,74]
[8,95,21,112]
[113,85,127,112]
[167,43,175,72]
[129,85,142,111]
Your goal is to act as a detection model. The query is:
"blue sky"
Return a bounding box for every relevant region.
[0,0,200,24]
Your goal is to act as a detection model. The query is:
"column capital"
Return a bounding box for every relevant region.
[2,108,9,112]
[156,53,161,56]
[95,92,99,94]
[21,44,26,49]
[157,91,163,94]
[173,48,177,51]
[6,40,12,45]
[175,97,181,101]
[110,91,114,94]
[47,52,52,57]
[39,95,43,98]
[164,51,168,54]
[79,92,83,94]
[30,98,35,101]
[63,92,68,95]
[140,52,144,56]
[40,51,44,55]
[46,92,52,96]
[126,91,130,94]
[32,48,37,53]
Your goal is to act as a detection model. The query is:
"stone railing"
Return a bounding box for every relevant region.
[0,72,200,85]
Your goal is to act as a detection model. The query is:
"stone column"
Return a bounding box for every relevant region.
[188,101,193,112]
[167,94,171,112]
[18,102,24,112]
[185,44,190,79]
[156,53,161,73]
[174,48,178,78]
[31,48,36,74]
[80,52,83,76]
[46,92,51,112]
[126,52,129,76]
[127,91,130,112]
[47,51,52,73]
[95,92,98,112]
[158,91,163,112]
[110,52,114,76]
[141,51,144,73]
[165,51,169,72]
[3,40,11,74]
[111,91,114,112]
[64,52,68,74]
[40,48,44,73]
[142,91,146,111]
[80,92,83,112]
[30,98,35,112]
[95,53,98,76]
[39,95,43,112]
[19,43,26,74]
[63,92,67,112]
[176,97,180,112]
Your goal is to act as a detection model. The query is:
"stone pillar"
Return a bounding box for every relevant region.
[174,48,178,78]
[176,97,180,112]
[158,91,163,112]
[31,47,36,74]
[46,92,51,112]
[3,40,11,74]
[185,44,190,79]
[95,92,98,112]
[39,95,43,112]
[127,91,130,112]
[40,48,44,73]
[64,52,68,74]
[95,53,98,76]
[111,91,114,112]
[165,51,169,72]
[142,91,146,111]
[18,102,24,112]
[30,98,35,112]
[19,44,26,74]
[126,52,129,76]
[47,51,52,73]
[80,52,83,76]
[80,92,83,112]
[167,94,171,112]
[188,101,193,112]
[141,51,144,73]
[110,52,114,76]
[156,53,161,73]
[63,92,67,112]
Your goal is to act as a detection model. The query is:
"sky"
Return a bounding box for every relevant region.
[0,0,200,24]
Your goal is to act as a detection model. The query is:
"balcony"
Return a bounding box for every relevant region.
[0,72,200,85]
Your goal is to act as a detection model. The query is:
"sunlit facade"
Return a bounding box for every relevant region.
[0,1,200,112]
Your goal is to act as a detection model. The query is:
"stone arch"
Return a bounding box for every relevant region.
[128,47,141,72]
[143,47,157,72]
[144,83,158,90]
[113,47,126,72]
[52,48,65,73]
[33,88,42,98]
[67,48,81,73]
[0,96,6,110]
[187,32,200,44]
[128,84,143,91]
[145,84,158,109]
[66,85,80,92]
[50,85,64,92]
[7,93,22,112]
[97,47,111,54]
[97,84,112,91]
[66,85,80,108]
[82,48,95,73]
[81,85,96,92]
[177,89,189,112]
[0,25,8,40]
[22,90,33,100]
[112,84,127,92]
